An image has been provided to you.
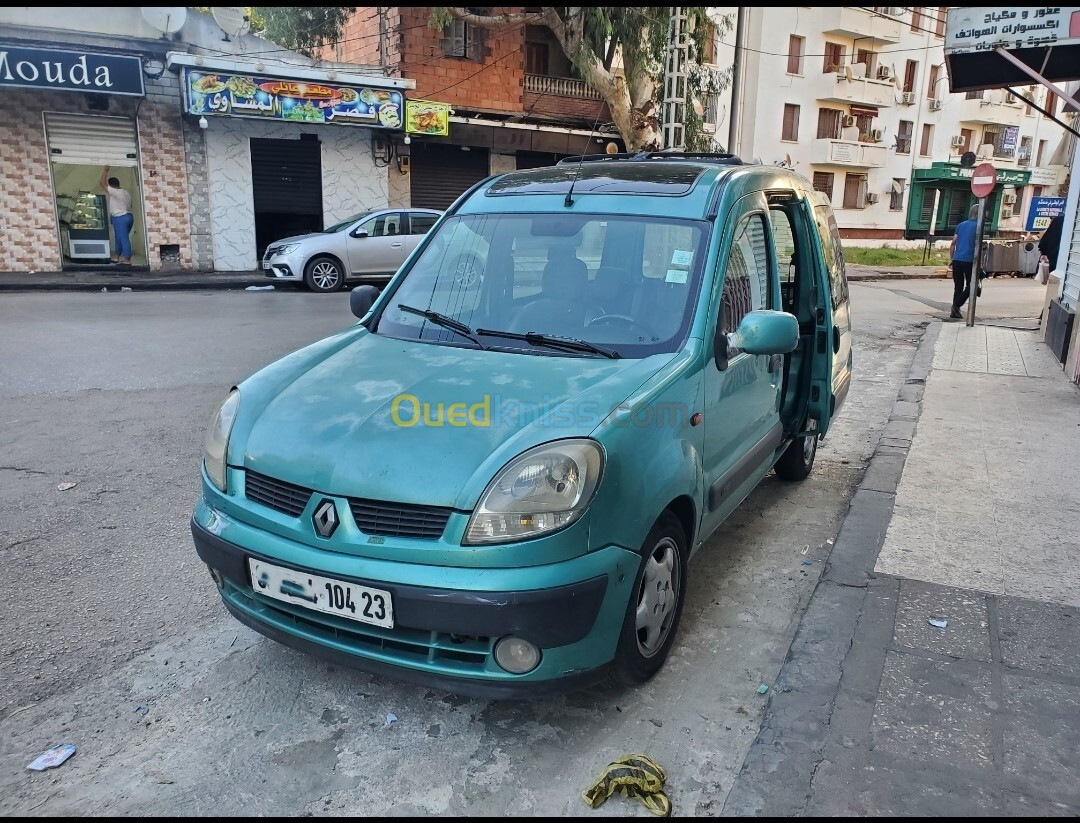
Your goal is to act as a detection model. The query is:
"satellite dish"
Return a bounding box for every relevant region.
[212,7,251,40]
[141,7,187,36]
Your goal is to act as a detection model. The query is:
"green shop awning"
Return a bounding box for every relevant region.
[913,162,1030,186]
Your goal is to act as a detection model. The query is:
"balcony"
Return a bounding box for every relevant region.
[524,74,601,100]
[820,6,902,43]
[819,71,895,108]
[955,91,1024,127]
[811,138,889,168]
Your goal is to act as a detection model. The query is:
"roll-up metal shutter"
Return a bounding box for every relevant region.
[45,113,138,166]
[1062,216,1080,309]
[250,137,322,215]
[410,142,489,211]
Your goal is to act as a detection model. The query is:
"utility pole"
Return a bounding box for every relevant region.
[727,7,746,156]
[662,7,689,151]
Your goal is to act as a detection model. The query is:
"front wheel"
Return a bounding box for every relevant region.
[774,433,818,481]
[304,256,345,292]
[612,512,689,687]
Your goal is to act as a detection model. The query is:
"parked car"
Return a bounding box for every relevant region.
[192,153,852,697]
[262,208,443,292]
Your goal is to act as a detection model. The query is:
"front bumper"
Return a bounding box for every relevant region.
[191,504,638,698]
[262,249,305,280]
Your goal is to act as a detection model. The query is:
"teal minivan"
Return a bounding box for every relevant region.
[191,153,852,697]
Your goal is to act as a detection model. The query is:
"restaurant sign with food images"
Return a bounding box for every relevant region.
[405,100,451,136]
[183,68,403,129]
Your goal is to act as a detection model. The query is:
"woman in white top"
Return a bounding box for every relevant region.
[99,165,134,265]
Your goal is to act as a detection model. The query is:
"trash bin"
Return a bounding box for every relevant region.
[1019,241,1041,277]
[982,240,1021,276]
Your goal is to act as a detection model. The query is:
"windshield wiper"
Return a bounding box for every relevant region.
[397,304,487,349]
[475,329,620,359]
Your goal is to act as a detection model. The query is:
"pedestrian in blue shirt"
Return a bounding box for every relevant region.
[950,205,979,318]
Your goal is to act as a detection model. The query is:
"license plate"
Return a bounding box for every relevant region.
[248,558,394,628]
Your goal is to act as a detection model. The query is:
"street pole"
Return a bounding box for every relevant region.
[966,197,986,327]
[727,7,745,156]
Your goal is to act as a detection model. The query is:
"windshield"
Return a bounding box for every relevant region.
[323,211,373,233]
[373,212,709,358]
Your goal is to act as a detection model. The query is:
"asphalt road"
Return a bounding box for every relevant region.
[0,279,1044,815]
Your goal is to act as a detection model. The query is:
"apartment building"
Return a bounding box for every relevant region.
[331,8,624,210]
[708,6,1071,245]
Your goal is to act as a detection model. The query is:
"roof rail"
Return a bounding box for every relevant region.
[557,151,745,166]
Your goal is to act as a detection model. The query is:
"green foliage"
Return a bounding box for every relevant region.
[844,246,950,267]
[252,6,355,56]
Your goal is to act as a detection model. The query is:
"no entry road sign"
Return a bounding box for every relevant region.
[971,163,997,198]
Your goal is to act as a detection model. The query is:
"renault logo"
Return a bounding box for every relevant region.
[312,499,338,538]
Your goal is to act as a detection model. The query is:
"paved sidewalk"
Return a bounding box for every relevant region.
[725,322,1080,816]
[0,263,949,292]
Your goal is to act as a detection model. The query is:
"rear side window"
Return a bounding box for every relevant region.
[813,204,848,308]
[410,213,439,235]
[720,213,770,334]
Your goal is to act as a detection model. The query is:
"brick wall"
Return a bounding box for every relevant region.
[0,90,61,272]
[333,7,402,68]
[0,79,193,272]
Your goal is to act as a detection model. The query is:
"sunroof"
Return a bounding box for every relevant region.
[486,162,709,197]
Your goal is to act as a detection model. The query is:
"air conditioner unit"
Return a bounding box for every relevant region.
[1003,192,1017,205]
[864,192,881,204]
[950,135,965,148]
[928,98,942,111]
[869,128,884,142]
[842,114,856,127]
[1002,206,1014,219]
[901,91,916,105]
[877,66,893,81]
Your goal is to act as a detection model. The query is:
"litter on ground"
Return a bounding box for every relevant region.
[27,744,76,771]
[57,482,77,491]
[928,617,949,629]
[245,285,275,291]
[582,753,671,817]
[757,683,769,694]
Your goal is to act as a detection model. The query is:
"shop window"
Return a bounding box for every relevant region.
[782,104,800,141]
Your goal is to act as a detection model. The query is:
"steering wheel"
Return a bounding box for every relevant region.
[587,313,655,339]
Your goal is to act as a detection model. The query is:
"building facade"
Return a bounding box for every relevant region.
[708,6,1070,244]
[0,8,407,273]
[331,7,624,211]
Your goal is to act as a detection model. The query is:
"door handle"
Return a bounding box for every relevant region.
[768,354,783,374]
[390,242,403,248]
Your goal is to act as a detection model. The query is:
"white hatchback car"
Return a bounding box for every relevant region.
[262,208,443,292]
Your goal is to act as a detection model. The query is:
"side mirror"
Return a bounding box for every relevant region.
[717,310,798,367]
[350,285,380,319]
[352,229,369,239]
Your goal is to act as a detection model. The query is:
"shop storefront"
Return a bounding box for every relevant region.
[0,42,156,270]
[906,162,1030,240]
[168,54,411,271]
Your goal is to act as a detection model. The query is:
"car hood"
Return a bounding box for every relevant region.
[272,232,334,246]
[240,332,674,510]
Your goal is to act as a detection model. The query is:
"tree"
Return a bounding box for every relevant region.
[431,7,732,152]
[251,7,355,57]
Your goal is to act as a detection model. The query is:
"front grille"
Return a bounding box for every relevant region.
[349,498,453,539]
[245,471,312,517]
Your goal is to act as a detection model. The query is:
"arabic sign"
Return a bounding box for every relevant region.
[1027,196,1067,230]
[917,162,1029,185]
[946,7,1080,53]
[0,43,143,96]
[183,68,403,128]
[405,100,451,136]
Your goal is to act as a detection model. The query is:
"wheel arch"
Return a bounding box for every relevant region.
[662,495,697,549]
[305,252,348,278]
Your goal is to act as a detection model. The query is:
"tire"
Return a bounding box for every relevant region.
[612,511,689,687]
[303,256,345,292]
[774,433,818,481]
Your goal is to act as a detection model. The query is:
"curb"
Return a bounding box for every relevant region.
[722,320,941,816]
[847,272,948,281]
[0,279,271,293]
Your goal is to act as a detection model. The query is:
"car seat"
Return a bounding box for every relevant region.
[508,251,589,333]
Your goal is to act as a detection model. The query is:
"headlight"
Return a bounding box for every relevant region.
[203,390,240,492]
[464,439,603,545]
[275,243,299,255]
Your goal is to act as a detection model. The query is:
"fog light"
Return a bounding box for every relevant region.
[207,565,224,590]
[493,636,541,674]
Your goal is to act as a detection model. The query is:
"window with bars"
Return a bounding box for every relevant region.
[823,41,845,73]
[787,35,804,74]
[903,59,918,93]
[843,173,868,209]
[920,123,933,156]
[890,179,905,211]
[896,119,913,154]
[817,107,843,139]
[782,104,800,141]
[813,172,835,201]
